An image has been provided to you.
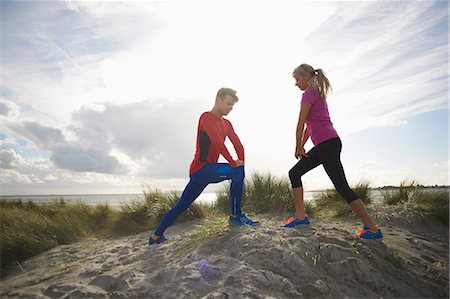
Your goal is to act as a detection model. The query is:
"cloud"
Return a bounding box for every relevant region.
[51,145,124,174]
[11,121,64,149]
[300,1,448,135]
[0,98,20,118]
[0,102,9,116]
[0,149,23,169]
[0,1,447,194]
[70,97,209,178]
[8,120,125,174]
[0,169,34,185]
[1,1,162,122]
[5,95,211,177]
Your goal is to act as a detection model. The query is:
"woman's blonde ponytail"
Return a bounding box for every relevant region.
[313,68,332,100]
[293,64,332,100]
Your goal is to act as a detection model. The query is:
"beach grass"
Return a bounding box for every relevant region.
[380,180,421,205]
[0,200,112,276]
[404,188,448,225]
[379,181,449,225]
[114,189,216,235]
[313,180,372,218]
[1,175,448,277]
[216,172,315,216]
[0,189,213,276]
[170,217,229,259]
[216,173,369,219]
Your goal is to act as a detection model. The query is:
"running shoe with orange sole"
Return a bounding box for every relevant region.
[355,225,383,239]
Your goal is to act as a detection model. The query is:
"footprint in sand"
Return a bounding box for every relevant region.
[420,254,436,263]
[43,284,78,298]
[88,275,130,292]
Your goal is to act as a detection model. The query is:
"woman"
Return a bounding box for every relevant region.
[284,63,382,239]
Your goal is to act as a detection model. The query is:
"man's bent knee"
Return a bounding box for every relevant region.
[231,166,245,181]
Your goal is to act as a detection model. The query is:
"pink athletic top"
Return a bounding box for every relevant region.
[301,88,339,146]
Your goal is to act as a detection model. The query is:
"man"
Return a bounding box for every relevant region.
[149,88,259,245]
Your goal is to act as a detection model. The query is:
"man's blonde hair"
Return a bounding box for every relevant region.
[216,87,239,102]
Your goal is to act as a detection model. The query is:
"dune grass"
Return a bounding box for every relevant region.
[170,216,230,259]
[215,173,370,219]
[380,180,421,205]
[114,189,217,235]
[0,199,115,276]
[410,189,449,225]
[379,181,449,225]
[0,189,214,276]
[215,172,314,216]
[1,175,447,276]
[312,180,372,218]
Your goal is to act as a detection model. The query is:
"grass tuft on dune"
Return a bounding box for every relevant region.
[313,180,372,218]
[379,181,449,225]
[0,200,111,276]
[216,172,314,216]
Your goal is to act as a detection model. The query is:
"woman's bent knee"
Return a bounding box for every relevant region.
[288,168,302,188]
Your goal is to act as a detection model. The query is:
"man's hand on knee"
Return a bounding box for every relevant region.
[234,160,245,167]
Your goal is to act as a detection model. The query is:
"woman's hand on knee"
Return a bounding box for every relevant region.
[295,147,309,159]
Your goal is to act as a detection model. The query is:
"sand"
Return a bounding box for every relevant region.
[1,209,448,299]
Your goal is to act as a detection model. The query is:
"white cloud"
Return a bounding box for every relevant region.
[0,1,448,194]
[7,119,126,174]
[0,148,24,169]
[0,98,20,118]
[70,97,209,177]
[0,169,34,185]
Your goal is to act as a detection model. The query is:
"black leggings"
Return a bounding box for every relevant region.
[288,138,358,204]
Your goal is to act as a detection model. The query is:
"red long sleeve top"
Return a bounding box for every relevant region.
[189,112,245,174]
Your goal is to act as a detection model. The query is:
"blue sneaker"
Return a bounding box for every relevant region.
[239,213,260,226]
[229,215,246,226]
[356,227,383,239]
[148,235,170,246]
[229,213,259,226]
[284,213,309,225]
[283,217,310,228]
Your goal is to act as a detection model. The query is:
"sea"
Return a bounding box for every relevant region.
[0,190,391,209]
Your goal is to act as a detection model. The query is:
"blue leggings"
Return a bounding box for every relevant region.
[154,163,245,237]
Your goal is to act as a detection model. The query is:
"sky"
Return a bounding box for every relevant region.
[0,0,448,195]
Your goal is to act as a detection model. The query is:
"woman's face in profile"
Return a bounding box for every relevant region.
[293,72,309,90]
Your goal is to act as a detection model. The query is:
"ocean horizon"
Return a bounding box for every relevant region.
[0,191,317,206]
[0,190,353,206]
[1,188,446,207]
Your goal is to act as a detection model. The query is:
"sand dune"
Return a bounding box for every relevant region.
[1,212,448,298]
